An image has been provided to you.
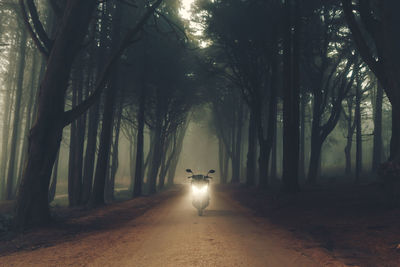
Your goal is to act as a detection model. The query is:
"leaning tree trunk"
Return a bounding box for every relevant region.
[15,0,99,229]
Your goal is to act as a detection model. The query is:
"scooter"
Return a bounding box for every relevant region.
[186,169,215,216]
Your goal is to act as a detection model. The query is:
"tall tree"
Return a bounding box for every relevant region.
[15,0,163,228]
[372,82,383,172]
[355,72,362,182]
[199,0,282,188]
[281,0,300,193]
[342,0,400,163]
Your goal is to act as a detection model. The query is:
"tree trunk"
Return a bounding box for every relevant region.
[341,0,400,162]
[68,73,78,206]
[218,138,224,183]
[231,101,243,184]
[167,121,188,186]
[6,29,28,200]
[68,67,86,206]
[81,2,110,204]
[223,145,229,183]
[307,90,323,183]
[270,114,278,179]
[355,78,362,183]
[129,133,137,192]
[0,34,18,198]
[299,92,306,180]
[219,140,228,184]
[258,139,269,189]
[159,136,176,189]
[246,111,257,186]
[390,103,400,162]
[308,138,322,184]
[133,85,146,197]
[91,84,117,206]
[158,155,167,190]
[344,98,354,175]
[48,151,60,202]
[15,0,99,229]
[143,132,154,181]
[259,43,278,189]
[107,102,122,201]
[147,126,163,194]
[17,50,39,189]
[282,0,300,193]
[81,101,100,204]
[372,83,383,171]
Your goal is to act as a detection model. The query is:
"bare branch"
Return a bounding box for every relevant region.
[117,0,138,8]
[63,0,164,125]
[341,0,387,92]
[19,0,49,57]
[154,10,188,42]
[26,0,53,50]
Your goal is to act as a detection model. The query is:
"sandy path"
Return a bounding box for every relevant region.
[1,186,346,267]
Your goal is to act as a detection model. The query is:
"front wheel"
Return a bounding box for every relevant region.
[197,208,203,216]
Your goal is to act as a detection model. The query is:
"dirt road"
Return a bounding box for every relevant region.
[1,186,346,266]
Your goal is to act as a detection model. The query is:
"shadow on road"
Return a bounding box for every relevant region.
[203,209,238,217]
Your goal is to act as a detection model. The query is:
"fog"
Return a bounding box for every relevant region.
[2,0,400,265]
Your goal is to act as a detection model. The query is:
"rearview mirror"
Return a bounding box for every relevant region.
[186,169,193,173]
[208,170,215,174]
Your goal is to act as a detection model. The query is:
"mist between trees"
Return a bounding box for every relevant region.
[0,0,398,230]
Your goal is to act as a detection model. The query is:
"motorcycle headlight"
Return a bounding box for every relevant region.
[192,184,208,194]
[200,184,208,193]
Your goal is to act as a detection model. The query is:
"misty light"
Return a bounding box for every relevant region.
[179,0,195,20]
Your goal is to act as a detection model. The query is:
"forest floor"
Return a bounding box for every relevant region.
[227,180,400,267]
[0,182,398,266]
